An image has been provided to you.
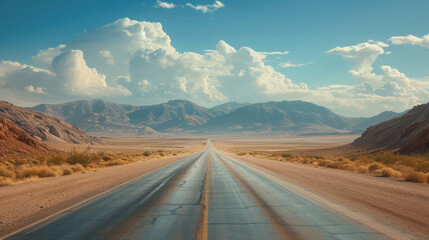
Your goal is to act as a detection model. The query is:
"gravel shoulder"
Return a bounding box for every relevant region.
[0,155,185,237]
[225,153,429,239]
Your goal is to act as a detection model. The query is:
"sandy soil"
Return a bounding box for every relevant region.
[51,137,207,153]
[224,152,429,239]
[0,155,188,237]
[211,135,358,154]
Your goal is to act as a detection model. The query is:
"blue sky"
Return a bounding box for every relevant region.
[1,0,429,116]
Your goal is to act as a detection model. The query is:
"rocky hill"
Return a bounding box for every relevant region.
[352,103,429,153]
[31,99,149,135]
[0,117,55,157]
[0,101,99,144]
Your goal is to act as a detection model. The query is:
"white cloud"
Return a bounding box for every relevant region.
[327,41,389,87]
[154,0,176,9]
[25,85,47,95]
[390,33,429,48]
[32,44,66,70]
[278,62,311,68]
[260,51,289,56]
[186,1,224,13]
[0,49,130,99]
[324,40,429,116]
[99,50,115,65]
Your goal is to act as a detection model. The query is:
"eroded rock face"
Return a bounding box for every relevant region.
[0,101,99,145]
[352,103,429,154]
[0,117,54,156]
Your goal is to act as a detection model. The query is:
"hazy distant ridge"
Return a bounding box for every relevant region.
[30,99,404,136]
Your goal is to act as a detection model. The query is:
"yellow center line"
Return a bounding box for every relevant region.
[201,154,210,240]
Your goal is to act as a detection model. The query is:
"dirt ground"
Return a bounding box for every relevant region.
[211,135,359,155]
[50,136,207,153]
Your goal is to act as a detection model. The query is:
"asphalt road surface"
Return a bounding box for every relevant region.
[5,142,407,240]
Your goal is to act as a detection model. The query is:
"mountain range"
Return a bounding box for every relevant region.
[30,99,405,136]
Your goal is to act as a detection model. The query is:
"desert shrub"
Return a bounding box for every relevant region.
[0,166,15,179]
[374,152,399,165]
[355,166,369,173]
[143,151,151,157]
[317,160,332,167]
[13,159,27,166]
[281,153,294,158]
[104,159,126,166]
[71,164,85,172]
[47,155,66,166]
[306,155,325,160]
[66,150,99,167]
[368,162,384,172]
[405,172,427,183]
[103,155,114,161]
[353,155,374,164]
[17,166,56,178]
[86,163,99,169]
[62,168,74,175]
[381,168,402,178]
[326,162,339,169]
[236,152,246,156]
[0,177,13,186]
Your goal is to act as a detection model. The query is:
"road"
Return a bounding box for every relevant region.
[5,142,408,240]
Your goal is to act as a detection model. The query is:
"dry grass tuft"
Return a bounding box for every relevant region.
[0,166,16,179]
[62,168,74,175]
[0,148,181,187]
[381,168,402,178]
[405,172,427,183]
[0,177,14,186]
[368,162,385,172]
[232,149,429,184]
[17,166,57,179]
[71,164,85,172]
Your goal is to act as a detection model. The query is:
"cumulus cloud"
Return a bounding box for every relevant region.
[390,33,429,48]
[154,0,176,9]
[278,62,311,68]
[327,40,389,87]
[99,50,115,65]
[324,40,429,115]
[33,44,66,69]
[186,1,224,13]
[0,49,130,99]
[25,85,47,94]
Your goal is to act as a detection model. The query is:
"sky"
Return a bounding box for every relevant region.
[1,0,429,117]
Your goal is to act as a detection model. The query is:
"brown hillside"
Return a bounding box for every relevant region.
[351,103,429,153]
[0,100,99,145]
[0,117,54,157]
